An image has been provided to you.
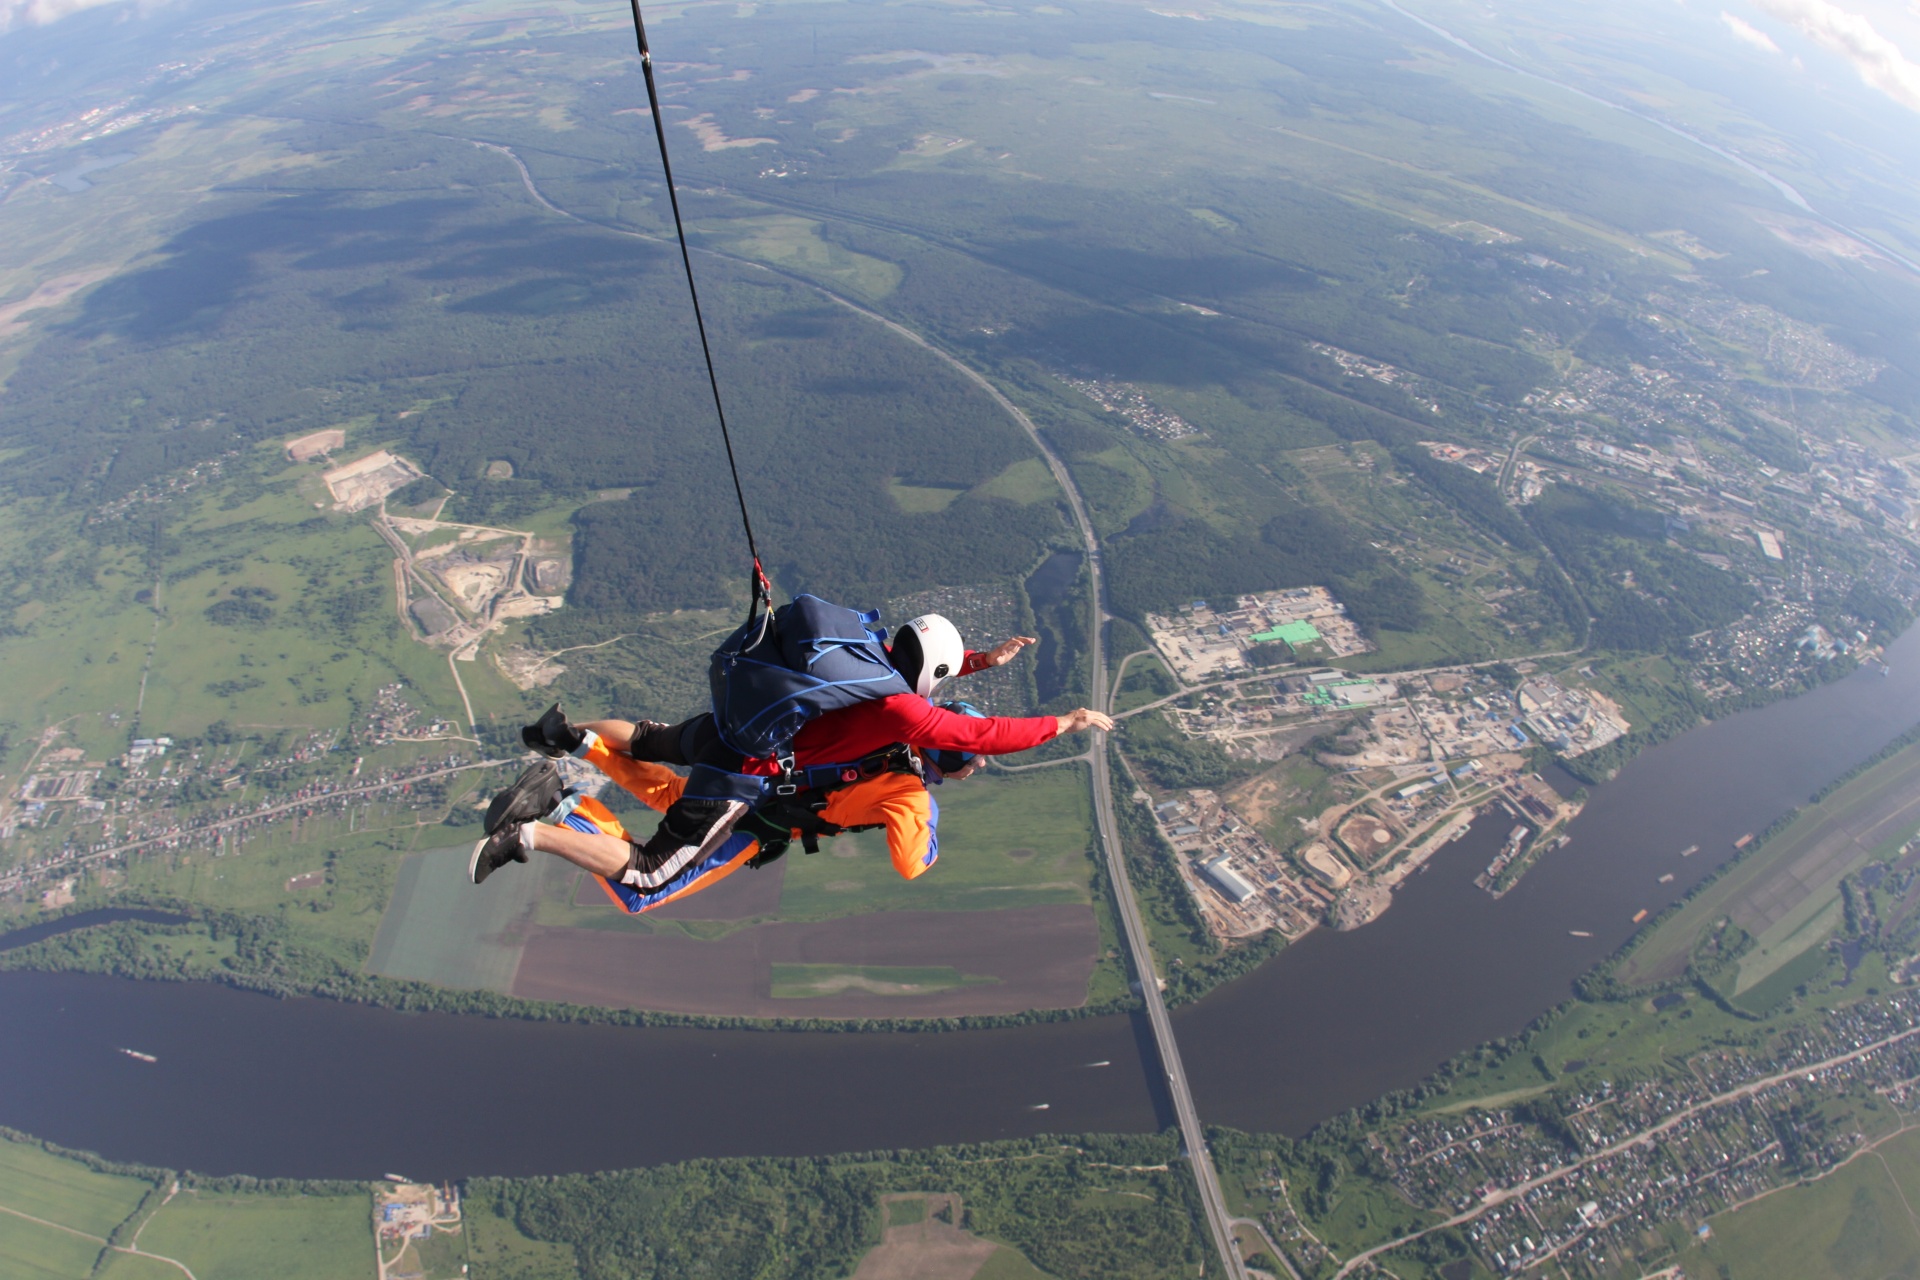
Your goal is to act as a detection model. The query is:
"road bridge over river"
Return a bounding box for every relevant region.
[819,292,1256,1280]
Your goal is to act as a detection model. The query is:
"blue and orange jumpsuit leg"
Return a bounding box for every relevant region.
[559,732,762,913]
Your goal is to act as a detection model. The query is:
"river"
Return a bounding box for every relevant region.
[1181,624,1920,1132]
[6,627,1920,1177]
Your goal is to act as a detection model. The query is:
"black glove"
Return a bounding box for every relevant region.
[740,809,793,869]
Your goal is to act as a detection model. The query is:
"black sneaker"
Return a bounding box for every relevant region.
[484,759,563,834]
[469,826,528,885]
[521,703,585,758]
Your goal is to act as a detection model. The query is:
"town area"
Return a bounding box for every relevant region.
[1132,596,1606,943]
[1248,989,1920,1279]
[0,687,507,905]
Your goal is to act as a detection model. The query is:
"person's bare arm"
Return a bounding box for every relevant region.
[1054,708,1114,735]
[976,636,1037,668]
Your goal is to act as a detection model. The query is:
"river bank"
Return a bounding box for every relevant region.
[6,621,1920,1173]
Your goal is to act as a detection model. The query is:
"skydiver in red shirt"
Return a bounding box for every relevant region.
[476,615,1112,887]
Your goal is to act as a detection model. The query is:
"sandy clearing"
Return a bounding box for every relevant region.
[679,113,777,150]
[852,1195,998,1280]
[0,270,111,338]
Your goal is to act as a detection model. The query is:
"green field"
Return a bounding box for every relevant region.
[1423,948,1896,1109]
[0,1212,103,1280]
[463,1196,578,1280]
[350,764,1110,1015]
[365,843,540,991]
[775,767,1098,922]
[973,1245,1058,1280]
[1619,740,1920,988]
[0,458,484,751]
[134,1187,373,1280]
[888,480,966,514]
[1732,896,1846,997]
[694,213,903,301]
[1676,1127,1920,1280]
[93,1252,191,1280]
[769,963,1000,1000]
[0,1138,151,1240]
[0,1138,336,1280]
[1112,652,1177,716]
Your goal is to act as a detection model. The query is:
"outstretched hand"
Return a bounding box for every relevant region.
[977,635,1038,668]
[1055,707,1115,735]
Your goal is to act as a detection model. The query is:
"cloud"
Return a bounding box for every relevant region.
[1723,10,1785,51]
[0,0,135,34]
[1752,0,1920,111]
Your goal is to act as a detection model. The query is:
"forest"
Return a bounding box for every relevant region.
[0,157,1070,627]
[481,1131,1210,1280]
[8,0,1918,671]
[1525,486,1755,652]
[1103,506,1427,635]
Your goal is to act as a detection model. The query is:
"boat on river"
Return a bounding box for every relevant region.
[117,1048,156,1064]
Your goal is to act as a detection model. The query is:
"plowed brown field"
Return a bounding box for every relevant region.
[512,904,1096,1017]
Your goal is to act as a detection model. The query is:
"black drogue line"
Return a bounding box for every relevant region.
[624,0,772,626]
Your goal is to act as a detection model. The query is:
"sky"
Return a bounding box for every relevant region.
[5,0,1920,121]
[1723,0,1920,112]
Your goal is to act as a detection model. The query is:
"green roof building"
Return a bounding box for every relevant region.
[1251,620,1322,648]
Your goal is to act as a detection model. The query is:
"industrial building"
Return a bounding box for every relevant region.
[1250,619,1322,652]
[1202,856,1258,904]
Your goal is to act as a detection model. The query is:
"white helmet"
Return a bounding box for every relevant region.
[891,614,966,698]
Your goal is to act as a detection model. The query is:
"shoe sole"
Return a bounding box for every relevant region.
[485,761,561,834]
[468,836,492,885]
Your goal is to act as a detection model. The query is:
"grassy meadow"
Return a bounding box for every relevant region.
[131,1187,374,1280]
[775,767,1097,922]
[0,1135,373,1280]
[1674,1126,1920,1280]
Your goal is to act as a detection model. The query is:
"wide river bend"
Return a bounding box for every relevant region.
[8,626,1920,1178]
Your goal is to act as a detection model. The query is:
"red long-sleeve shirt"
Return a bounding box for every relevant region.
[784,694,1058,766]
[734,648,1053,771]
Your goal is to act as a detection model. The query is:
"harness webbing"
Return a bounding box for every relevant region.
[623,0,772,619]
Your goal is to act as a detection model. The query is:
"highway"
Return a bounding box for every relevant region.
[819,292,1250,1279]
[1083,554,1254,1280]
[441,144,1255,1277]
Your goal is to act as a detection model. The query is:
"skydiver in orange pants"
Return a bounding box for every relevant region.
[470,718,977,911]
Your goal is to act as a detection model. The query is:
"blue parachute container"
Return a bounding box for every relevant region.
[709,594,910,759]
